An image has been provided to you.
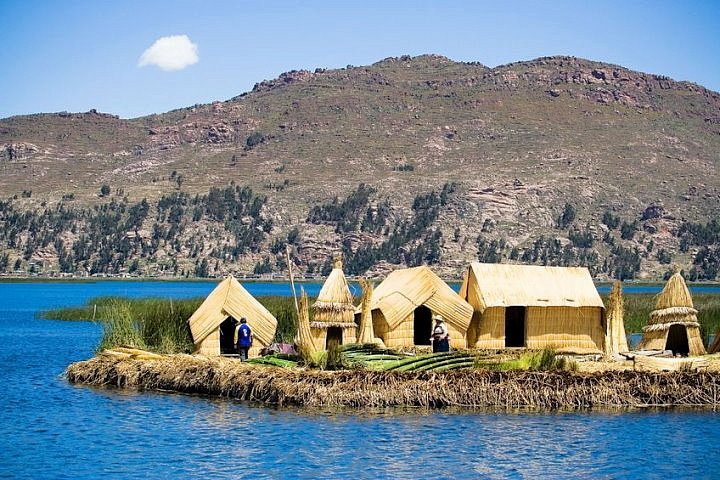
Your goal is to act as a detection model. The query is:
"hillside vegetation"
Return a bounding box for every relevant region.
[2,55,720,279]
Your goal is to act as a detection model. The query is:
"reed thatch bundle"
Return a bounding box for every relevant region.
[66,354,720,409]
[356,278,376,344]
[711,333,720,354]
[295,290,319,355]
[604,281,629,356]
[639,270,705,355]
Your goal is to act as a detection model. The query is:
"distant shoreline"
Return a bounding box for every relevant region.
[1,274,719,288]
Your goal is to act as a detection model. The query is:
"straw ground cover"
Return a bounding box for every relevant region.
[66,353,720,409]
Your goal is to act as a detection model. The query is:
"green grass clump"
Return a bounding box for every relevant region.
[40,295,307,353]
[478,348,576,372]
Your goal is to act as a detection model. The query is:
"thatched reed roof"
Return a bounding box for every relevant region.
[367,266,473,333]
[655,271,694,310]
[645,271,699,330]
[460,263,604,312]
[187,276,277,347]
[312,258,354,312]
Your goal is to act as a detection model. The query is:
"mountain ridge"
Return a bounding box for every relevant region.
[1,54,719,280]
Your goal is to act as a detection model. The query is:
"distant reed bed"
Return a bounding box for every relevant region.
[40,293,720,353]
[40,295,304,353]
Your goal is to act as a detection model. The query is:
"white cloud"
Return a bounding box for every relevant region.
[138,35,199,71]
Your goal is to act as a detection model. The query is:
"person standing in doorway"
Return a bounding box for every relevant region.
[431,315,450,353]
[235,317,253,361]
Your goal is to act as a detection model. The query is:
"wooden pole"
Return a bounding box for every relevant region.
[286,245,299,314]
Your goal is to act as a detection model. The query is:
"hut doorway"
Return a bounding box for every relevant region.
[666,324,689,356]
[413,305,433,345]
[219,317,237,354]
[326,327,343,349]
[505,307,526,348]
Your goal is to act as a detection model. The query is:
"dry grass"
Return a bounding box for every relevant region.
[66,354,720,409]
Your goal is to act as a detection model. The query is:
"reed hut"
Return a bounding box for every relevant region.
[604,281,629,356]
[459,263,606,353]
[187,276,277,358]
[363,266,473,349]
[638,270,706,356]
[311,257,357,348]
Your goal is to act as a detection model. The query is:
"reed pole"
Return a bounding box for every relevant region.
[286,245,299,314]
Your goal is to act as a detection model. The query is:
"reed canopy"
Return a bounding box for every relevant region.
[362,266,473,349]
[311,257,357,348]
[638,270,705,356]
[187,276,277,357]
[459,263,606,353]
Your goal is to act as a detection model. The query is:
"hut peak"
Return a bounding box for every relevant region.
[333,256,343,270]
[656,271,694,309]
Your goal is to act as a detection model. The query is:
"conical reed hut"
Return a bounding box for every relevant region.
[604,281,629,356]
[311,257,357,349]
[187,276,277,357]
[638,269,706,356]
[295,289,320,355]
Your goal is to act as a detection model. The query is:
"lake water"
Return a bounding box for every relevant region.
[1,281,719,479]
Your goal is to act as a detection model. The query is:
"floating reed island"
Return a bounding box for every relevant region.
[66,348,720,409]
[62,261,720,410]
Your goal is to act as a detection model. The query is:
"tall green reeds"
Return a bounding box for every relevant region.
[41,295,308,353]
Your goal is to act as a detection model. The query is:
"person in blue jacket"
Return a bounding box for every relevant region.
[235,317,253,361]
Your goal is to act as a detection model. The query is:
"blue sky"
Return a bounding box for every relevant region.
[1,0,718,119]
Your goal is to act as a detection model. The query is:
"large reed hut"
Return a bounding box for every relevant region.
[638,270,705,356]
[459,263,606,352]
[187,276,277,358]
[311,257,357,348]
[364,266,473,349]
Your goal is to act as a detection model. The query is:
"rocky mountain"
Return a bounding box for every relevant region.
[1,54,719,280]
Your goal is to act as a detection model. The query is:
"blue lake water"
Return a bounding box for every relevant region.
[1,280,720,479]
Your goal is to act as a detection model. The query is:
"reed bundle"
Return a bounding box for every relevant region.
[66,355,720,409]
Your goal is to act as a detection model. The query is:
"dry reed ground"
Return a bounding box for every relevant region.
[66,353,720,409]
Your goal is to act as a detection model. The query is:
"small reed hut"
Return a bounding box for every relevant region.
[638,270,706,356]
[187,276,278,358]
[363,266,473,349]
[311,257,357,348]
[459,263,606,353]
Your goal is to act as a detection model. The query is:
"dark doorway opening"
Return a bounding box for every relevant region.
[219,317,237,354]
[414,305,433,345]
[666,324,689,356]
[505,306,526,348]
[326,327,343,349]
